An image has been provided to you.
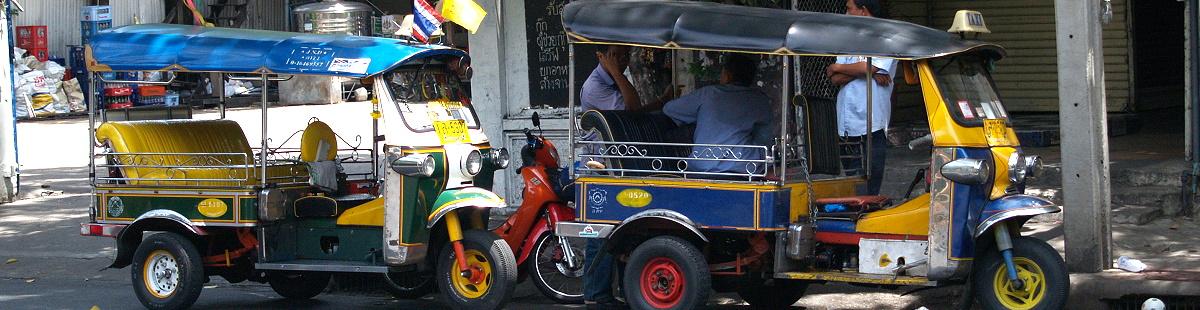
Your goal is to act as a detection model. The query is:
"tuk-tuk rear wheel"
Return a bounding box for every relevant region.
[267,271,330,299]
[381,271,434,299]
[972,236,1068,310]
[736,279,808,309]
[435,230,517,310]
[130,232,205,310]
[623,236,710,310]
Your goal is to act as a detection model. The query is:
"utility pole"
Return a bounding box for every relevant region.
[0,0,19,203]
[1054,0,1113,272]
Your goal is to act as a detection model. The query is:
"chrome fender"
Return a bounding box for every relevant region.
[607,209,709,248]
[425,187,506,228]
[109,210,207,268]
[974,195,1061,238]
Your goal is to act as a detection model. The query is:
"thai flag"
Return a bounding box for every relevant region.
[413,0,444,43]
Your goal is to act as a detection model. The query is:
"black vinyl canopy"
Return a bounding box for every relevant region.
[562,0,1005,60]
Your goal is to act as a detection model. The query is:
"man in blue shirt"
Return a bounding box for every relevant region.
[827,0,895,195]
[663,54,772,176]
[580,45,671,112]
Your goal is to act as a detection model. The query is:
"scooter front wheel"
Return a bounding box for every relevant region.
[528,232,586,304]
[435,230,517,310]
[972,236,1068,310]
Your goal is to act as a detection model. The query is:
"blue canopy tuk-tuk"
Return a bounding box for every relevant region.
[555,1,1065,309]
[79,24,516,310]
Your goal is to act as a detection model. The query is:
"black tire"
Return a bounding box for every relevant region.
[736,279,808,309]
[130,232,206,310]
[435,230,517,310]
[382,271,435,299]
[268,272,331,299]
[972,236,1069,310]
[528,232,585,304]
[623,236,711,310]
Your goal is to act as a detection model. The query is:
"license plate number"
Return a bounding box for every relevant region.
[434,120,470,144]
[983,119,1009,146]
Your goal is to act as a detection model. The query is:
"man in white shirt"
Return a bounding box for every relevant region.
[826,0,895,195]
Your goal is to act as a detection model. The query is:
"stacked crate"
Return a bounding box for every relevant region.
[136,85,167,106]
[81,6,112,44]
[16,26,48,61]
[68,45,97,107]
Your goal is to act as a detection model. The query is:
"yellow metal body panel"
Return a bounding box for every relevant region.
[989,147,1017,199]
[786,178,861,221]
[917,61,1019,148]
[300,121,338,162]
[95,120,307,186]
[856,193,931,235]
[336,197,385,226]
[776,271,933,286]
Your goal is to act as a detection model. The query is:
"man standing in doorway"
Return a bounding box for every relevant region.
[826,0,896,195]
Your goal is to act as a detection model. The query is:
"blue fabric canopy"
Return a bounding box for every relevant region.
[86,24,468,78]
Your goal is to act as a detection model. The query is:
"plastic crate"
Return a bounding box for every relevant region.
[138,85,166,97]
[80,6,112,22]
[164,92,180,107]
[104,87,133,97]
[81,20,112,44]
[16,26,47,49]
[28,48,49,62]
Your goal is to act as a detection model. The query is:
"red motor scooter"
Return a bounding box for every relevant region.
[492,112,585,303]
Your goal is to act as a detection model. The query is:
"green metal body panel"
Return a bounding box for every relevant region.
[293,218,384,263]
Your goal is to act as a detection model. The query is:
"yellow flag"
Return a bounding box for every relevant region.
[440,0,487,33]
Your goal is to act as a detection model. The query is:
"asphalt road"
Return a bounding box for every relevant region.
[1,104,964,310]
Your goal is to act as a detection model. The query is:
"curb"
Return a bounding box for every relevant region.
[1070,270,1200,308]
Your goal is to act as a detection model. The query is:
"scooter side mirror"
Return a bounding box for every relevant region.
[532,112,541,128]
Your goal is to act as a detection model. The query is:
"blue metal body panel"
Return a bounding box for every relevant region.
[949,148,994,259]
[816,219,856,233]
[981,195,1055,218]
[575,181,789,230]
[87,24,467,77]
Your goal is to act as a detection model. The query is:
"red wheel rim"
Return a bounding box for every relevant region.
[640,257,685,308]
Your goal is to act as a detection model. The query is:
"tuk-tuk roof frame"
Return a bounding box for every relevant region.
[85,24,469,78]
[562,0,1005,60]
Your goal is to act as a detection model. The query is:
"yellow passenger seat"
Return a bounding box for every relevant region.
[95,119,307,186]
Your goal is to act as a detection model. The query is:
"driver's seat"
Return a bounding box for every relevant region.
[300,121,340,192]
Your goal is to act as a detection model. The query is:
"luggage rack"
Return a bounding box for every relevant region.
[575,140,773,181]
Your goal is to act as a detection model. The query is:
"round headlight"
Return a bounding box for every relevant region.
[421,156,437,177]
[1008,152,1027,183]
[463,150,483,177]
[492,148,510,169]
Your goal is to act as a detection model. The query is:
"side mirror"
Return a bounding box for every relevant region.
[532,112,541,128]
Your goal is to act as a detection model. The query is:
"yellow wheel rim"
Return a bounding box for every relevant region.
[142,250,180,299]
[450,249,493,299]
[992,257,1046,309]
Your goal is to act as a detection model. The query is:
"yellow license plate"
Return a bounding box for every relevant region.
[433,120,470,144]
[983,119,1009,146]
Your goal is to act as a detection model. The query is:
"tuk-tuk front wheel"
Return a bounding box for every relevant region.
[623,236,711,310]
[435,230,517,310]
[267,272,330,299]
[131,232,205,310]
[972,236,1068,310]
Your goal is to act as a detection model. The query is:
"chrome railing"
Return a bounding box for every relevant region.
[575,140,773,181]
[93,152,301,187]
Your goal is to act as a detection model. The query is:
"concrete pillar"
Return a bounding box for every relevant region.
[1054,0,1113,273]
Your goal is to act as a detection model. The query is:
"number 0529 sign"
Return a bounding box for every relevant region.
[434,120,470,144]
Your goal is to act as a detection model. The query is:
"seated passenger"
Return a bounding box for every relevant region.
[663,54,772,175]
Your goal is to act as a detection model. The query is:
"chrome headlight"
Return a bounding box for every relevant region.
[941,158,991,185]
[491,148,510,169]
[1008,152,1027,183]
[462,150,483,177]
[390,153,436,177]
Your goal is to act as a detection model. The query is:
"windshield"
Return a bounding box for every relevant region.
[385,67,479,132]
[931,56,1008,126]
